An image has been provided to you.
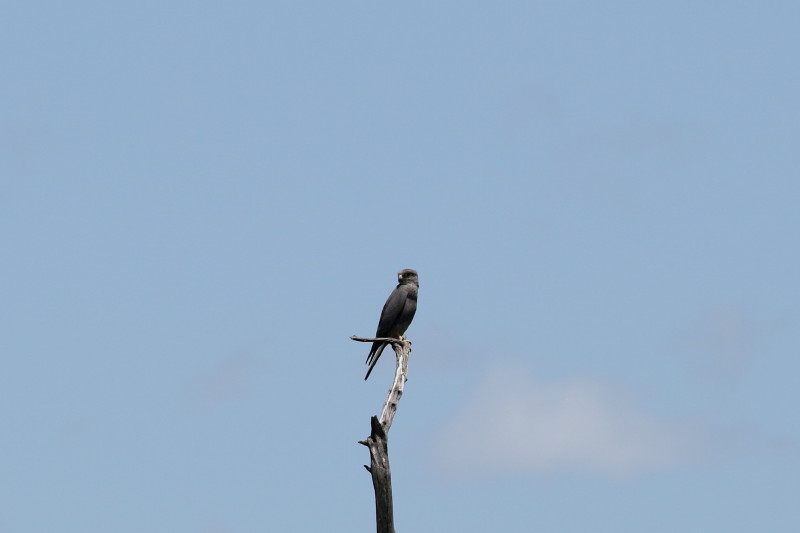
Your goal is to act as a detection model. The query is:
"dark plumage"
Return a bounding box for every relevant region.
[364,269,419,380]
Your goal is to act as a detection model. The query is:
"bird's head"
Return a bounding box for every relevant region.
[397,269,418,286]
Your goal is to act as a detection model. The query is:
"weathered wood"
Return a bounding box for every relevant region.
[359,416,395,533]
[377,340,410,430]
[353,336,412,533]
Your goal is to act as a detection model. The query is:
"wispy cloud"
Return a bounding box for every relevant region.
[435,362,704,478]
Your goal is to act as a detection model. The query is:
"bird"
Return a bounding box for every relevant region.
[364,269,419,380]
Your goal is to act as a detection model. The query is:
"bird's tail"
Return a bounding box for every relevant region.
[364,341,388,380]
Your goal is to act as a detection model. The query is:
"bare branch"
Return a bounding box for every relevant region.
[378,341,410,430]
[352,335,413,533]
[360,416,394,533]
[350,335,408,345]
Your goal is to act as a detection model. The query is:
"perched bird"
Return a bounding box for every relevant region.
[364,269,419,380]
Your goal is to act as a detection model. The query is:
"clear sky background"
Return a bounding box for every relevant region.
[2,1,799,532]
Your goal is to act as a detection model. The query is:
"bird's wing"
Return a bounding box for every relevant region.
[375,284,409,338]
[365,284,412,380]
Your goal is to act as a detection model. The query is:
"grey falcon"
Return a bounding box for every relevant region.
[364,269,419,380]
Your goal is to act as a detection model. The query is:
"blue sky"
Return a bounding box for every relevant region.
[3,1,799,532]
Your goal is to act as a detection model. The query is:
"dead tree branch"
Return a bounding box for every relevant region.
[352,335,412,533]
